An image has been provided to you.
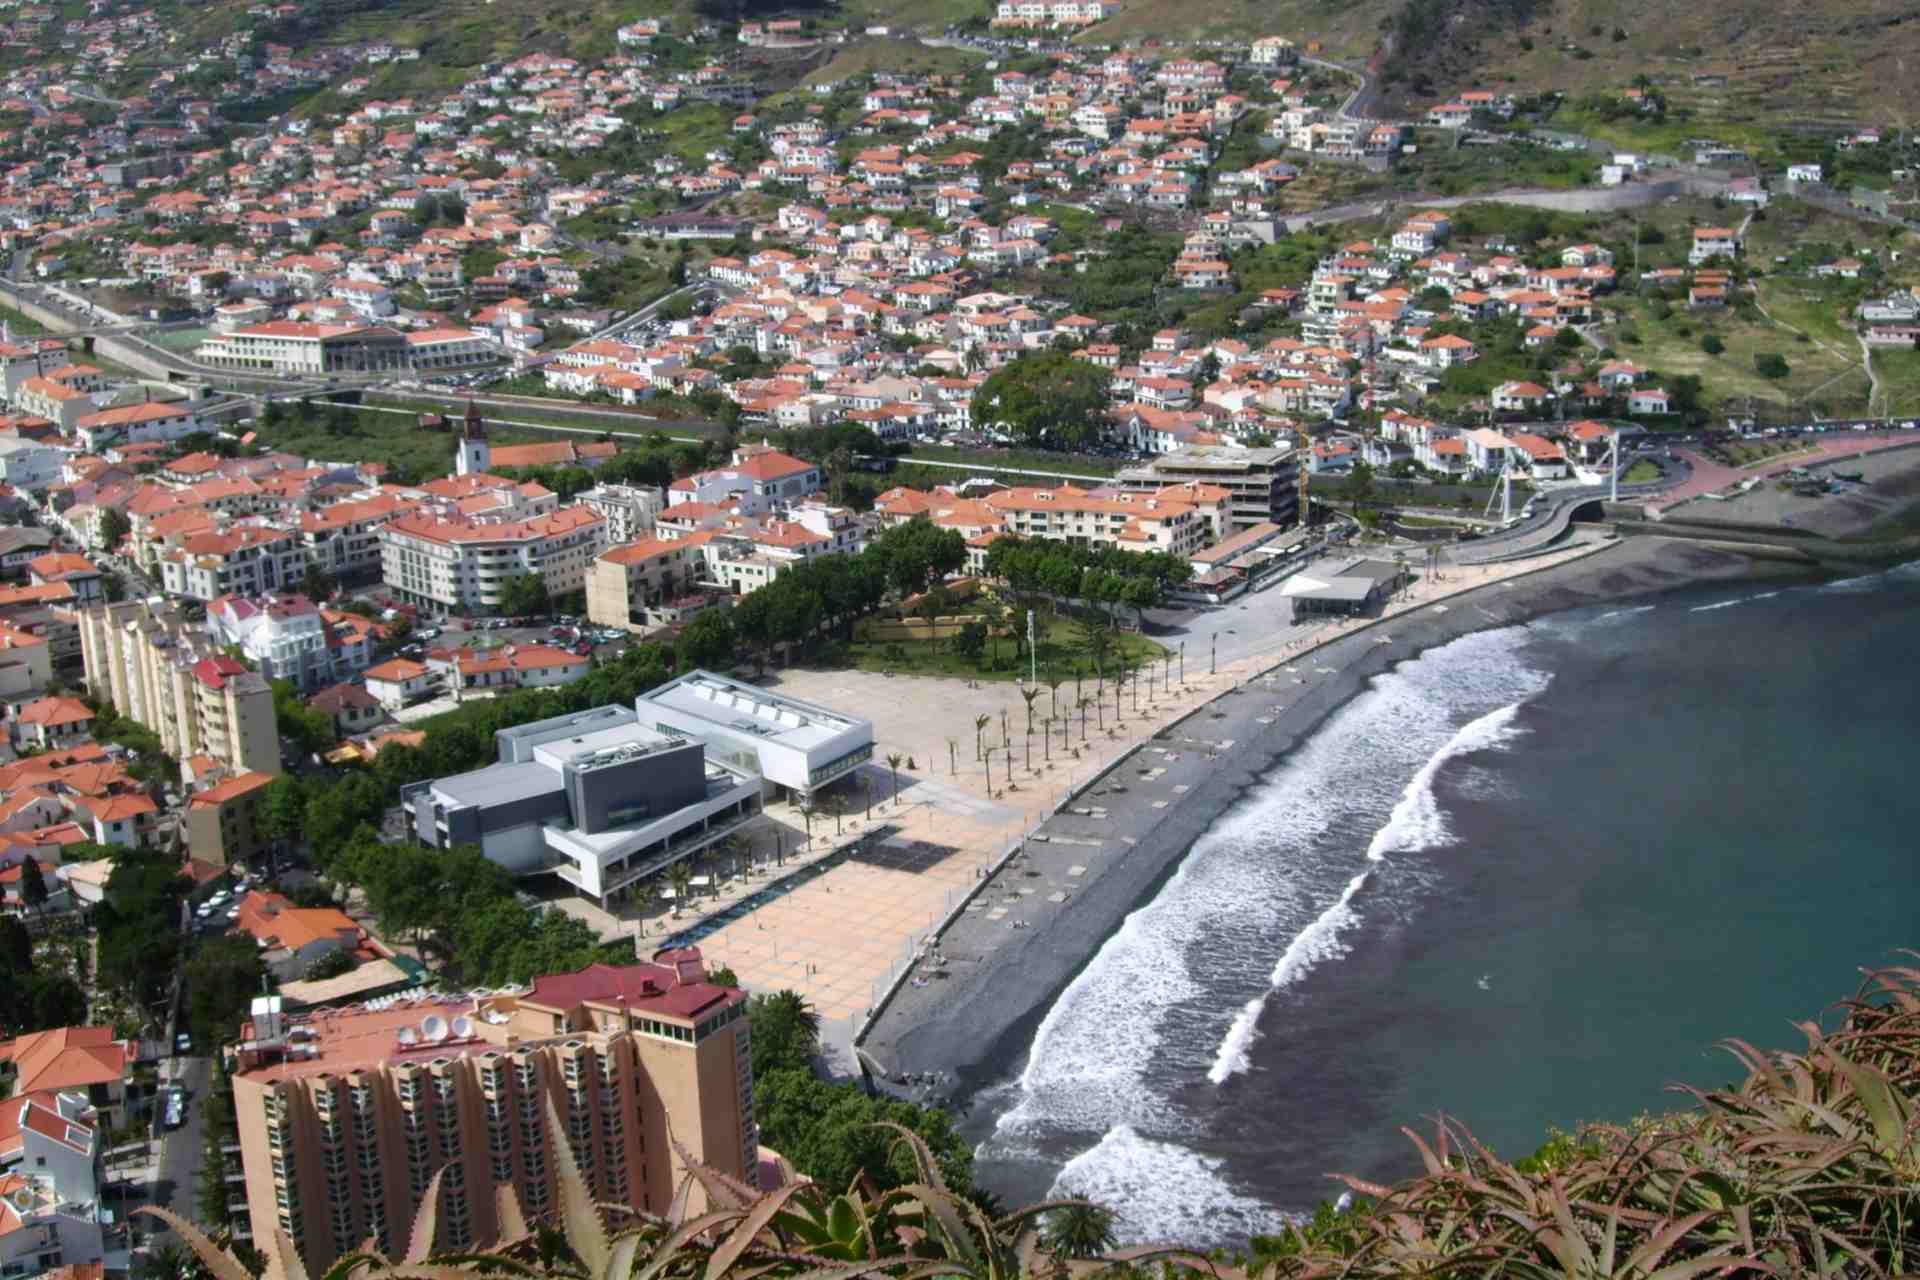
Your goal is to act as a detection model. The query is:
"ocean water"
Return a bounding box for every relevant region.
[966,561,1920,1246]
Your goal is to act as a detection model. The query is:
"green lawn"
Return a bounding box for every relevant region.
[0,301,47,336]
[1866,347,1920,419]
[1623,459,1661,483]
[1601,294,1870,415]
[834,611,1165,685]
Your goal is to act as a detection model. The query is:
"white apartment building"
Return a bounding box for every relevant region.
[665,445,820,515]
[156,525,305,602]
[579,483,665,544]
[206,593,373,690]
[75,401,199,452]
[380,505,608,613]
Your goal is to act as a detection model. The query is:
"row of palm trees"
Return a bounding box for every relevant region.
[947,655,1188,790]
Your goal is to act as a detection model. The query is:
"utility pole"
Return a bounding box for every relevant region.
[1610,431,1620,503]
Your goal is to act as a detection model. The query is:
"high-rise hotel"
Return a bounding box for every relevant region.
[229,950,755,1269]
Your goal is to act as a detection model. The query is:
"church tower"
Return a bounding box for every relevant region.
[455,399,491,476]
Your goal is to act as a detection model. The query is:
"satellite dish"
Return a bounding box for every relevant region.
[397,1027,418,1046]
[451,1016,474,1039]
[422,1015,450,1042]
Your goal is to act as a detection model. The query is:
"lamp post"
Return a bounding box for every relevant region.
[1179,640,1185,684]
[1210,632,1217,676]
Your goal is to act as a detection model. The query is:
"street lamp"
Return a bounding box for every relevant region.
[1210,632,1217,675]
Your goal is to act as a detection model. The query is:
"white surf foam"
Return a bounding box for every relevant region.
[1050,1125,1294,1244]
[987,625,1551,1227]
[1206,996,1268,1085]
[1690,590,1781,613]
[1206,701,1529,1084]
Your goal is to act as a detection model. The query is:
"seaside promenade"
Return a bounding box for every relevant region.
[641,536,1611,1054]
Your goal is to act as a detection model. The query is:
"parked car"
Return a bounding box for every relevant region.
[175,1033,192,1055]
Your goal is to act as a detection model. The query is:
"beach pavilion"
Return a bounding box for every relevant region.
[1279,557,1409,620]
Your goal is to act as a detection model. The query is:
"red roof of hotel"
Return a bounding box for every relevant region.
[525,954,739,1021]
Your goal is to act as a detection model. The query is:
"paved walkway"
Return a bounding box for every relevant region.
[1649,432,1917,510]
[641,540,1603,1048]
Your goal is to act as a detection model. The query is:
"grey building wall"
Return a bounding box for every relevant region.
[565,742,706,835]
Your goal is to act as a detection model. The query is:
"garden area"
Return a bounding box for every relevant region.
[834,608,1166,684]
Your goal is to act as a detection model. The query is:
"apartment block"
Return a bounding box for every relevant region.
[379,506,607,614]
[76,600,280,778]
[586,536,713,632]
[229,952,755,1269]
[1114,444,1302,530]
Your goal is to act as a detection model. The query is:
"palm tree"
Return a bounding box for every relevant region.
[1042,716,1052,761]
[885,751,905,807]
[1041,1203,1119,1260]
[973,713,991,761]
[764,988,822,1052]
[1020,686,1040,734]
[1047,677,1063,722]
[630,876,661,932]
[947,737,958,776]
[1077,696,1091,739]
[667,861,694,915]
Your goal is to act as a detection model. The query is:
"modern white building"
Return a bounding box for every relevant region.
[639,670,874,804]
[402,703,762,905]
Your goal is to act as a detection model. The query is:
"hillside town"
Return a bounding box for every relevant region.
[4,5,1920,1280]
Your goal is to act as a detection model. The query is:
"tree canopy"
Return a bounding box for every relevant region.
[969,352,1113,449]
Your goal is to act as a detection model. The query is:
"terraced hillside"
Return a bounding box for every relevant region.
[119,0,1920,134]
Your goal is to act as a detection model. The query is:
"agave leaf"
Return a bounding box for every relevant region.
[704,1181,811,1280]
[1620,1209,1718,1275]
[892,1184,980,1267]
[602,1228,645,1280]
[1643,1252,1761,1280]
[1830,1052,1911,1157]
[670,1136,758,1213]
[631,1211,745,1280]
[496,1181,532,1244]
[546,1095,612,1276]
[825,1196,860,1247]
[1398,1125,1449,1177]
[405,1166,448,1264]
[136,1206,259,1280]
[876,1122,949,1197]
[777,1254,939,1280]
[263,1228,314,1280]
